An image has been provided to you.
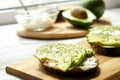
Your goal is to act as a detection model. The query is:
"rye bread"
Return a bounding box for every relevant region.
[35,42,99,76]
[40,56,99,76]
[92,45,120,56]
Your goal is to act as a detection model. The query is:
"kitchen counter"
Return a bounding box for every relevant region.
[0,8,120,80]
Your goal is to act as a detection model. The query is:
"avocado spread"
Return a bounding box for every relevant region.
[86,26,120,47]
[34,43,93,72]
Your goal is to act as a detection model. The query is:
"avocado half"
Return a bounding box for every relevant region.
[62,9,96,28]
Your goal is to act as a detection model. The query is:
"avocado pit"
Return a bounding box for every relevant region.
[71,7,88,19]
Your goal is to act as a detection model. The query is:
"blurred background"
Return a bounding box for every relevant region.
[0,0,120,25]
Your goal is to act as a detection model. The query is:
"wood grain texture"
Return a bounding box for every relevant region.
[16,17,111,39]
[6,41,120,80]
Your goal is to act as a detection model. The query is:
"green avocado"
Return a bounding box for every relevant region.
[34,43,94,72]
[62,9,96,28]
[57,52,72,72]
[81,0,105,19]
[67,44,87,66]
[34,43,72,72]
[86,26,120,47]
[73,48,86,66]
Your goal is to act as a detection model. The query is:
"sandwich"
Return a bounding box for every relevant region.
[86,25,120,55]
[34,43,98,76]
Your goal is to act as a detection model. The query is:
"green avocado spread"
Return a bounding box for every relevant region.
[34,43,93,72]
[86,26,120,47]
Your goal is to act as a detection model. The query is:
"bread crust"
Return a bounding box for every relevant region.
[92,45,120,56]
[40,56,99,76]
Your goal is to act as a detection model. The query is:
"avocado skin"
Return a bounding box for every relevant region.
[81,0,105,19]
[62,10,96,29]
[64,17,93,28]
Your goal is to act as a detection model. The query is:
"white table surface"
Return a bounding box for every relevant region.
[0,8,120,80]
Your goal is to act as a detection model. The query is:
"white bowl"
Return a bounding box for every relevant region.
[15,5,59,31]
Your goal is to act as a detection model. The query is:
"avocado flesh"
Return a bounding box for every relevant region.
[35,43,93,72]
[62,9,96,28]
[85,48,93,57]
[73,49,86,66]
[57,53,72,72]
[35,43,72,72]
[67,44,87,66]
[86,26,120,47]
[69,45,93,68]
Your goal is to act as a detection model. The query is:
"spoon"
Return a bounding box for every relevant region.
[18,0,29,15]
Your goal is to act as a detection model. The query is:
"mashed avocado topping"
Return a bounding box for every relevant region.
[86,26,120,47]
[34,43,94,72]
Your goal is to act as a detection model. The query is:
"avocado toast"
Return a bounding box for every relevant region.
[34,43,98,76]
[86,25,120,55]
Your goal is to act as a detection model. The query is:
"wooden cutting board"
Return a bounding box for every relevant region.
[16,17,111,39]
[6,41,120,80]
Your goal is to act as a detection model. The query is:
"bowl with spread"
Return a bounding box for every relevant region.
[15,5,59,31]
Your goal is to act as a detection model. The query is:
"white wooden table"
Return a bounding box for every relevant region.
[0,8,120,80]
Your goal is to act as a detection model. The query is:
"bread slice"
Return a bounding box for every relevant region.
[86,25,120,56]
[92,45,120,56]
[35,43,99,76]
[42,56,98,76]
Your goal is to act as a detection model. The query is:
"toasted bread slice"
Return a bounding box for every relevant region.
[35,43,99,76]
[42,56,98,76]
